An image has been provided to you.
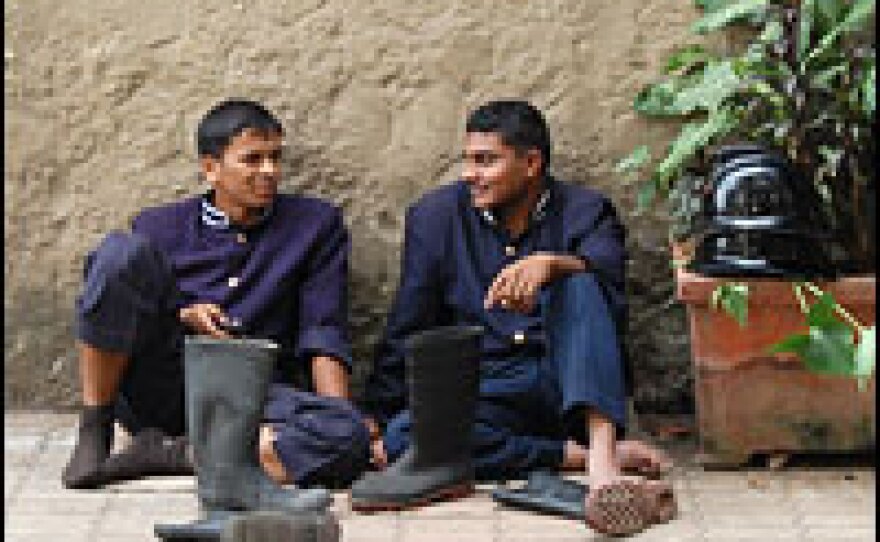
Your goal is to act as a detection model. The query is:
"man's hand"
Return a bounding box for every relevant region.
[365,416,388,469]
[485,253,588,314]
[484,253,552,313]
[178,303,232,338]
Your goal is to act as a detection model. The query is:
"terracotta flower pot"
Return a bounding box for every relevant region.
[674,260,876,467]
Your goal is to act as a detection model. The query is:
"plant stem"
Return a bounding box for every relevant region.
[802,281,866,332]
[793,282,810,314]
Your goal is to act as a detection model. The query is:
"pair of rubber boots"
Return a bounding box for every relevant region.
[154,336,336,542]
[350,325,484,511]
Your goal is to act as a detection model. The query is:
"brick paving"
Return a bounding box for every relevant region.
[4,411,875,541]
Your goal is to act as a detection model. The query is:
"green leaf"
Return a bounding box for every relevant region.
[670,61,742,113]
[815,0,845,25]
[634,80,682,116]
[806,292,842,328]
[771,324,857,376]
[799,0,816,62]
[634,60,741,117]
[853,326,876,378]
[664,45,712,74]
[770,333,812,356]
[770,289,867,377]
[615,146,651,173]
[711,282,749,327]
[757,19,783,43]
[749,79,786,107]
[811,63,848,88]
[635,180,658,212]
[806,0,875,63]
[863,62,876,115]
[806,324,857,375]
[694,0,735,12]
[691,0,770,34]
[655,108,736,184]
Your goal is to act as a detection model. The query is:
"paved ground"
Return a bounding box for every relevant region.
[4,411,876,541]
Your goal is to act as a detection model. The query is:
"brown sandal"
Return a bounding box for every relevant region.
[585,479,677,537]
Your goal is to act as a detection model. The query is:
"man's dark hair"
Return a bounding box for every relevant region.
[465,100,551,174]
[196,99,283,158]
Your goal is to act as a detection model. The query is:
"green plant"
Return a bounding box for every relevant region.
[712,280,875,387]
[618,0,876,382]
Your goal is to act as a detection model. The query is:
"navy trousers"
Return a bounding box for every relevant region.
[383,273,628,480]
[75,231,369,488]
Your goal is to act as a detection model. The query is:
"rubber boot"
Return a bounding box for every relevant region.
[223,510,339,542]
[62,404,115,489]
[350,325,483,511]
[98,428,193,485]
[154,336,331,541]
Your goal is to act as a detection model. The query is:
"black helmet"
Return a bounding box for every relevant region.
[688,144,836,278]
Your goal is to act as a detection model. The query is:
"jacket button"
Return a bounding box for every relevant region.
[236,233,247,244]
[513,331,526,344]
[227,276,241,288]
[505,245,517,256]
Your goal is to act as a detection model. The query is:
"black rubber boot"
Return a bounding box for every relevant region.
[154,337,331,541]
[62,404,115,489]
[350,325,483,511]
[98,427,193,485]
[222,510,339,542]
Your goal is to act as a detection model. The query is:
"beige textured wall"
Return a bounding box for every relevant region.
[5,0,699,410]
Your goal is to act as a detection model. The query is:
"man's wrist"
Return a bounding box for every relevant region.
[364,416,382,441]
[540,253,586,280]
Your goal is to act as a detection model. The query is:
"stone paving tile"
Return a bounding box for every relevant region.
[398,517,497,542]
[397,488,497,519]
[800,511,877,528]
[342,514,403,542]
[4,526,95,542]
[624,521,705,542]
[7,492,111,518]
[698,527,806,540]
[802,526,876,541]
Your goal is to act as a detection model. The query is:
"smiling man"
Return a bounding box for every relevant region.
[63,99,369,494]
[359,100,675,535]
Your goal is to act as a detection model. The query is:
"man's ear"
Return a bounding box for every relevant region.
[525,148,543,179]
[200,155,218,185]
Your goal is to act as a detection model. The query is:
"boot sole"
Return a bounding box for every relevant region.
[350,482,475,512]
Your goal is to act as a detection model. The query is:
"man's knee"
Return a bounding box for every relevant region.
[543,273,621,338]
[268,399,371,488]
[87,231,156,282]
[548,273,605,310]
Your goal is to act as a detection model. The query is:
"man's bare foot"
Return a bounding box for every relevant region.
[617,440,673,477]
[561,440,587,470]
[562,439,673,477]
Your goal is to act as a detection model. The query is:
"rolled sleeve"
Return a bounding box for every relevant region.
[297,325,353,371]
[294,208,353,371]
[572,196,626,290]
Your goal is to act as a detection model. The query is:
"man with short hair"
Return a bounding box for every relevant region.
[63,98,369,492]
[360,100,674,535]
